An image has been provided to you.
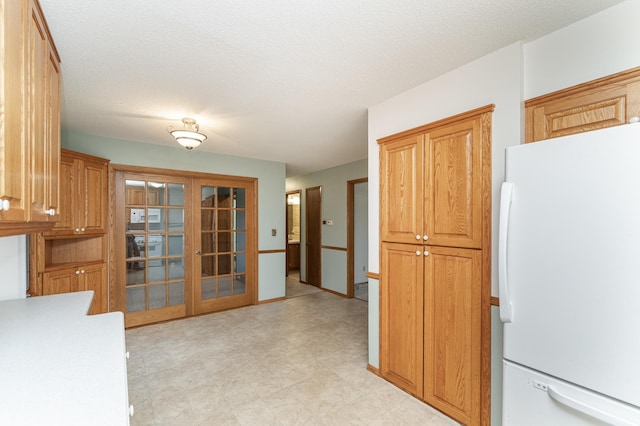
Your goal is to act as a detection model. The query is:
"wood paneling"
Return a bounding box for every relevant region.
[525,66,640,143]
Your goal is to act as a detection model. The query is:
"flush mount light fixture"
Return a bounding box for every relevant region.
[167,117,207,151]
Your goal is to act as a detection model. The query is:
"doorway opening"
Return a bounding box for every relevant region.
[348,178,368,301]
[285,190,321,298]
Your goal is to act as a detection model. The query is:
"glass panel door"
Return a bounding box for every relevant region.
[121,176,189,327]
[194,179,254,314]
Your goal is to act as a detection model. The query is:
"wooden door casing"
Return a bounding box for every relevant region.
[305,186,322,286]
[380,242,424,398]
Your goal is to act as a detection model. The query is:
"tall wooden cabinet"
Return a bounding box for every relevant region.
[0,0,61,236]
[30,150,110,315]
[379,106,492,426]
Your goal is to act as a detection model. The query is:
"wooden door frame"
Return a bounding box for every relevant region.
[305,186,322,287]
[347,177,368,298]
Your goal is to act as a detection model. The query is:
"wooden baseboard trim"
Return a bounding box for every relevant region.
[490,296,500,306]
[366,272,380,280]
[258,249,286,254]
[258,296,286,305]
[321,287,349,298]
[321,245,347,251]
[367,364,381,376]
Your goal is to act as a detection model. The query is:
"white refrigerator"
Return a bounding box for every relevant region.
[499,123,640,425]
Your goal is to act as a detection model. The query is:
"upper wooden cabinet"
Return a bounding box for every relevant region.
[379,110,486,249]
[525,66,640,143]
[0,0,61,236]
[46,150,109,237]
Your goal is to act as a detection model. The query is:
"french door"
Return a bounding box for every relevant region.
[113,168,256,327]
[193,177,255,315]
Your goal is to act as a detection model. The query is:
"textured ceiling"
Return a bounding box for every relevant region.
[39,0,622,177]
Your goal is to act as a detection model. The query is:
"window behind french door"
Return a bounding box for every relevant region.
[112,168,256,328]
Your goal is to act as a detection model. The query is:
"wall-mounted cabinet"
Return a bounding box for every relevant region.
[46,149,109,237]
[0,0,61,236]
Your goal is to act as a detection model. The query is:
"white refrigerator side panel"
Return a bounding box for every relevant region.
[503,361,640,426]
[502,124,640,407]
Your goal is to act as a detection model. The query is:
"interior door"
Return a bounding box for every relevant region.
[193,178,255,315]
[305,186,321,286]
[117,173,190,328]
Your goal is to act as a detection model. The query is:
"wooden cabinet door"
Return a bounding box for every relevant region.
[423,246,482,426]
[380,242,424,398]
[27,0,49,222]
[42,264,106,315]
[43,268,80,296]
[0,0,29,222]
[424,117,482,249]
[81,158,108,234]
[80,263,107,315]
[50,155,75,233]
[44,40,61,222]
[380,135,424,244]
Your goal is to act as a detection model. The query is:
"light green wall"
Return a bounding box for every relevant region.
[63,130,287,301]
[285,158,367,294]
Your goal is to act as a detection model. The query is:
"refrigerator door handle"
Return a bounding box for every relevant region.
[547,386,636,426]
[499,182,514,322]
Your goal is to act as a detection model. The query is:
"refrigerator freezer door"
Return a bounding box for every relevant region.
[501,124,640,408]
[503,361,640,426]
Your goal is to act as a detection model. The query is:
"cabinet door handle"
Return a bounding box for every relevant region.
[80,227,85,232]
[423,235,429,240]
[424,251,429,256]
[45,208,56,216]
[415,235,421,240]
[75,270,80,275]
[80,270,85,274]
[416,250,421,256]
[0,199,10,211]
[195,250,201,256]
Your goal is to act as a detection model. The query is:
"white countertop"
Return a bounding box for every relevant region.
[0,292,130,425]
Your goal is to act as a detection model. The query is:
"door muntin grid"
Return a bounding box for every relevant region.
[125,179,185,312]
[200,186,247,300]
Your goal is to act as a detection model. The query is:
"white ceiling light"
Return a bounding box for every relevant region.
[167,118,207,151]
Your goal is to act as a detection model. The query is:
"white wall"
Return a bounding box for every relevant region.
[0,236,27,300]
[286,159,367,294]
[524,0,640,99]
[63,130,287,302]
